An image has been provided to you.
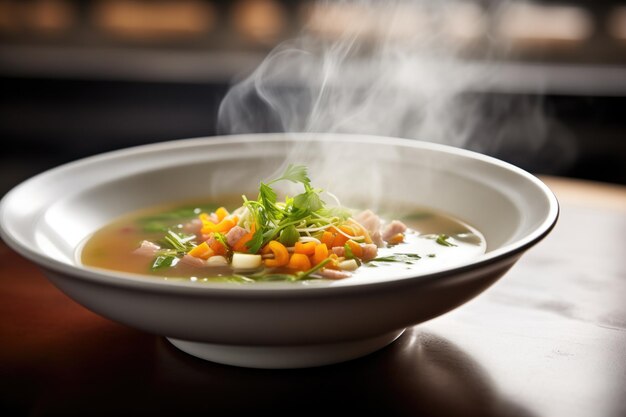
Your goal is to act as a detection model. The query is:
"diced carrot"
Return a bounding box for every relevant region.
[294,241,316,256]
[201,216,239,234]
[288,253,311,271]
[330,224,359,248]
[324,253,341,269]
[232,232,254,253]
[313,243,329,265]
[321,231,335,248]
[264,240,290,267]
[208,238,228,256]
[345,239,363,259]
[215,207,229,222]
[387,233,405,245]
[187,242,214,260]
[331,230,349,248]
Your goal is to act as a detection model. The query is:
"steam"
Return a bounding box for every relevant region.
[218,0,575,178]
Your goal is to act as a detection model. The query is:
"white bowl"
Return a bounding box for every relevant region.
[0,133,558,368]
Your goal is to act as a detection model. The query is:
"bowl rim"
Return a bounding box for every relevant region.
[0,133,559,296]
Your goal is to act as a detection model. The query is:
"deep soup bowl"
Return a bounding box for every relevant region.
[0,133,558,368]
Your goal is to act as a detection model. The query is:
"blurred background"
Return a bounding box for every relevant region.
[1,0,625,196]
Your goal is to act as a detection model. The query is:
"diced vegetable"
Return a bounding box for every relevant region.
[321,231,335,248]
[313,243,329,266]
[279,224,299,247]
[215,207,229,222]
[294,241,316,256]
[232,231,255,253]
[338,259,359,271]
[386,233,405,245]
[288,253,312,271]
[187,242,214,260]
[206,255,228,266]
[264,240,290,267]
[200,216,239,234]
[345,239,363,259]
[232,253,262,270]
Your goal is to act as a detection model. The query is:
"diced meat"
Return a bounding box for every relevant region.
[354,210,381,233]
[180,254,206,267]
[207,212,219,223]
[317,269,352,280]
[383,220,407,242]
[133,240,160,257]
[370,230,384,248]
[354,210,385,247]
[205,235,217,247]
[360,243,378,262]
[226,226,248,247]
[332,246,345,257]
[182,218,202,235]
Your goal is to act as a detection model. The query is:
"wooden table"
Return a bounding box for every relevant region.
[1,176,625,417]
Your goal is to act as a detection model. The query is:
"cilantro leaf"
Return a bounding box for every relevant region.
[151,255,179,270]
[162,230,196,253]
[436,234,457,247]
[270,164,310,186]
[293,189,324,213]
[371,253,422,263]
[245,229,265,254]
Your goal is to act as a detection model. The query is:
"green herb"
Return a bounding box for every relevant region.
[213,232,229,249]
[241,164,346,250]
[427,253,436,258]
[246,229,265,254]
[162,230,196,253]
[436,234,457,247]
[297,258,332,280]
[343,243,362,266]
[371,253,422,263]
[279,224,299,247]
[269,164,311,186]
[150,230,197,270]
[152,255,179,270]
[344,243,354,259]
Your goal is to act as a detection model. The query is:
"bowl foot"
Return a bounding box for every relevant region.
[167,329,405,369]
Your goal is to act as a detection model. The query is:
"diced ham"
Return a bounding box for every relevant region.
[133,240,160,257]
[180,254,206,268]
[383,220,407,242]
[354,210,381,233]
[182,218,202,235]
[317,269,352,280]
[332,246,345,257]
[205,235,217,247]
[370,230,384,248]
[226,226,248,247]
[354,210,385,247]
[360,243,378,262]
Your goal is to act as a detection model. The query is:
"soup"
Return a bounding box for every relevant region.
[80,165,486,283]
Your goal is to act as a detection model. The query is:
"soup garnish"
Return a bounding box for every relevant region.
[81,165,485,282]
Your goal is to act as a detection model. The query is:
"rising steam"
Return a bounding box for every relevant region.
[218,0,575,175]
